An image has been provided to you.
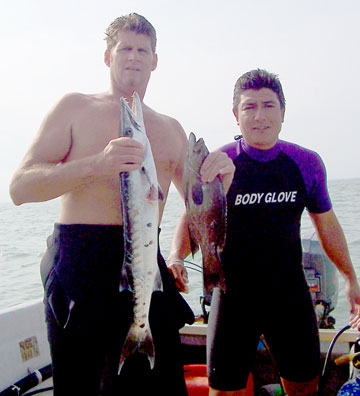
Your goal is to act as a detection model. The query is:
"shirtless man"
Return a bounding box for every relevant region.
[9,13,234,396]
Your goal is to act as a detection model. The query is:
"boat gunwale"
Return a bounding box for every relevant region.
[180,324,360,343]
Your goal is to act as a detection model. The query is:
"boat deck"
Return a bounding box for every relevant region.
[1,301,360,395]
[180,324,360,395]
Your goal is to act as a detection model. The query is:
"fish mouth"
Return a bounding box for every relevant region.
[186,132,209,172]
[189,132,206,152]
[120,92,143,135]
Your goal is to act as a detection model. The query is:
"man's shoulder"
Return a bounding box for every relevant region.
[49,92,96,116]
[279,139,321,161]
[57,92,100,108]
[145,105,181,124]
[279,139,326,175]
[49,92,112,124]
[144,105,186,138]
[279,139,317,154]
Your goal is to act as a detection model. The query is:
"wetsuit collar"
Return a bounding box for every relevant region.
[240,139,281,162]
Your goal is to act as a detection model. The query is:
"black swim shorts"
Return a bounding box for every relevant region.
[207,287,320,391]
[41,223,193,396]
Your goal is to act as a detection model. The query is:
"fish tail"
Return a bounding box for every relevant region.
[118,324,155,374]
[140,329,156,369]
[203,254,227,305]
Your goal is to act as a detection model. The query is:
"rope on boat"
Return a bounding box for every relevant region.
[22,387,53,396]
[322,324,351,378]
[318,324,352,396]
[184,260,203,273]
[0,365,52,396]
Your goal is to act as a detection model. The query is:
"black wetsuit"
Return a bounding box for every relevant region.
[41,224,194,396]
[207,138,332,391]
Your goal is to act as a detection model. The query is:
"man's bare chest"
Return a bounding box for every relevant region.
[68,106,173,174]
[68,107,121,158]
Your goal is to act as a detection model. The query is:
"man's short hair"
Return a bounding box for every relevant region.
[233,69,286,117]
[105,13,157,52]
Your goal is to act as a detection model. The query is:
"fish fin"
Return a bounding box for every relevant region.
[158,184,165,201]
[119,263,133,292]
[153,268,163,292]
[140,167,163,202]
[188,231,199,257]
[202,253,226,306]
[118,324,155,374]
[140,166,153,187]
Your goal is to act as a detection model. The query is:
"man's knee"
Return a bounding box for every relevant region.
[281,375,319,396]
[209,387,246,396]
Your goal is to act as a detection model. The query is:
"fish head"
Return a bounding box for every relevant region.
[184,133,210,207]
[187,132,209,173]
[119,92,147,146]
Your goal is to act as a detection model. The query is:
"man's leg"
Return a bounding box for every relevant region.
[207,289,259,395]
[281,376,319,396]
[209,387,247,395]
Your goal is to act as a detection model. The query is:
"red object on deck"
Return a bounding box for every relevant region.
[184,364,254,396]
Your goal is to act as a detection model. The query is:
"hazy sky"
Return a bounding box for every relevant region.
[1,0,359,203]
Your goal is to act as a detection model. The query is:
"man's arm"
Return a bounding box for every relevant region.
[167,211,192,292]
[163,121,191,292]
[309,209,360,329]
[9,94,144,205]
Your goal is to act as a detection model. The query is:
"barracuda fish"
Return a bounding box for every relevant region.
[118,92,162,373]
[184,132,227,305]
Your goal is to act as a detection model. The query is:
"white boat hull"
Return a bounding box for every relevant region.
[1,299,360,395]
[0,299,52,395]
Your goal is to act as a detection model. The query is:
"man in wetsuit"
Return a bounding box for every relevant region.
[9,13,234,396]
[169,69,360,396]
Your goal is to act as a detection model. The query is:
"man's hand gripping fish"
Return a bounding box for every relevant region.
[184,132,227,306]
[118,92,163,373]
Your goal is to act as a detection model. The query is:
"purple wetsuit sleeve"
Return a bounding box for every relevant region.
[280,141,332,213]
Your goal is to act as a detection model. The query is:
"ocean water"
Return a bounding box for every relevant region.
[1,178,360,329]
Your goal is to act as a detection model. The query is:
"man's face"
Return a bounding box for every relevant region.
[235,88,285,150]
[105,30,158,91]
